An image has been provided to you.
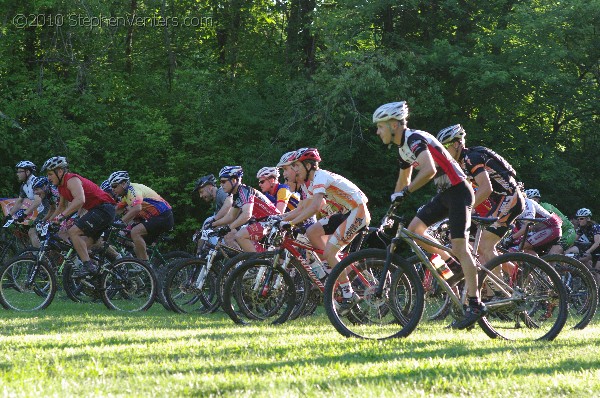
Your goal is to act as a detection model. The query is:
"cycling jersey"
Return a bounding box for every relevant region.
[232,184,279,220]
[461,146,519,197]
[116,182,171,221]
[19,174,44,212]
[264,183,298,212]
[38,185,60,218]
[58,173,116,210]
[575,223,600,247]
[398,129,467,191]
[300,169,368,212]
[214,187,229,215]
[518,198,562,249]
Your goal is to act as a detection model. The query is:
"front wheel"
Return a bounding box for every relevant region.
[323,248,424,340]
[477,252,568,341]
[100,258,157,311]
[221,258,296,325]
[0,254,57,311]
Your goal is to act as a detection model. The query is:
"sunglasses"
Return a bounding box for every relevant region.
[111,184,119,189]
[578,217,588,221]
[219,179,229,184]
[258,179,269,185]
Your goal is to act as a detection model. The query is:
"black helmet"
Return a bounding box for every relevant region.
[193,174,216,192]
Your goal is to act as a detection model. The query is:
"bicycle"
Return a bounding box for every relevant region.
[0,218,33,264]
[220,220,370,325]
[0,222,158,312]
[323,201,569,341]
[163,227,244,314]
[502,217,598,330]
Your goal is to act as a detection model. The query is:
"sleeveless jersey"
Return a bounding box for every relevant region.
[397,129,466,191]
[58,173,116,210]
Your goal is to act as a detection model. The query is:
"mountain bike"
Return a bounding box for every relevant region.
[323,201,569,341]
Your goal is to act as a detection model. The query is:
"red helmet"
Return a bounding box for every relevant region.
[295,147,321,163]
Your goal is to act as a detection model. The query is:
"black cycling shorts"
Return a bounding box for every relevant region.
[319,212,350,235]
[416,181,474,241]
[74,203,116,241]
[141,209,174,244]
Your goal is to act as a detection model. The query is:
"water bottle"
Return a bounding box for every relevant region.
[307,253,327,279]
[430,254,453,280]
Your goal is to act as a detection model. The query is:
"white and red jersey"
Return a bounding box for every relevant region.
[301,169,368,213]
[398,129,467,191]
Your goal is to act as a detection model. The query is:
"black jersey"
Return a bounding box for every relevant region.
[462,146,519,196]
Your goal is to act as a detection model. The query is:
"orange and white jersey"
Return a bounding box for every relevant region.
[301,169,368,212]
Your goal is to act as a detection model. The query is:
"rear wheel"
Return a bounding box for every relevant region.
[164,258,219,314]
[542,254,598,330]
[101,258,157,311]
[323,248,424,340]
[477,252,568,341]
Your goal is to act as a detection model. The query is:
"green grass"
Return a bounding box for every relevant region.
[1,301,600,397]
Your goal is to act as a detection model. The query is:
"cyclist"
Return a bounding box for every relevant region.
[256,166,298,214]
[373,104,483,329]
[524,189,575,254]
[437,124,525,266]
[511,191,562,255]
[108,171,174,262]
[43,156,116,277]
[566,208,600,269]
[211,166,280,252]
[286,148,370,310]
[192,174,233,251]
[31,177,60,224]
[5,161,44,247]
[193,174,232,228]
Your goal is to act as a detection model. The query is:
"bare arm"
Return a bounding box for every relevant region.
[473,172,493,207]
[60,177,85,217]
[288,193,324,225]
[214,196,232,221]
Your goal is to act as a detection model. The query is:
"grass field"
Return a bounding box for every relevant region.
[1,300,599,397]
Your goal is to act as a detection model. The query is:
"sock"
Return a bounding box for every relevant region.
[340,282,353,298]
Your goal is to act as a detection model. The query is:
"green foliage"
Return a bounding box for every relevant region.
[1,0,599,236]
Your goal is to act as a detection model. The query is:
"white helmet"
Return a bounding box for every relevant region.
[277,151,297,167]
[108,170,130,186]
[436,124,466,145]
[15,160,37,173]
[525,189,541,199]
[41,156,68,171]
[576,208,592,217]
[257,167,279,179]
[372,101,409,123]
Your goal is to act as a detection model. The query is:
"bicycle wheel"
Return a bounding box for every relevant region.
[164,258,219,314]
[543,254,598,330]
[0,239,20,265]
[152,251,194,311]
[478,252,568,341]
[323,248,424,340]
[0,255,57,310]
[62,261,104,303]
[221,258,296,325]
[408,256,451,321]
[100,258,157,311]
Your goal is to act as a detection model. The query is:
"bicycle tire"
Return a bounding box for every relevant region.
[0,255,57,311]
[477,252,568,341]
[323,248,424,340]
[153,251,194,311]
[221,258,296,325]
[164,258,219,314]
[542,254,598,330]
[100,258,157,311]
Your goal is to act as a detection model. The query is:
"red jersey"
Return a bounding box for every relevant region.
[58,173,116,210]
